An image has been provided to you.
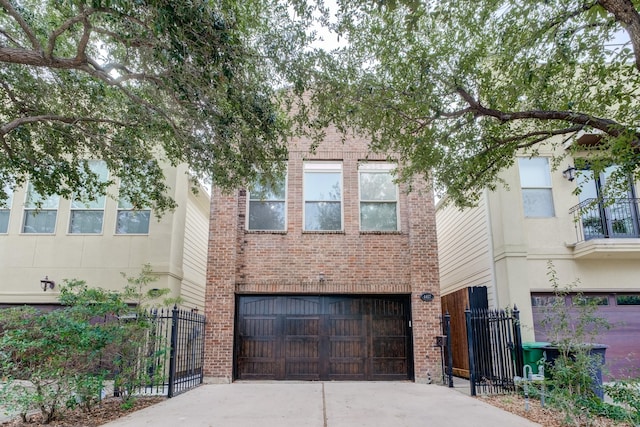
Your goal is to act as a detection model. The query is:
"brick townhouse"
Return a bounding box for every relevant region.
[203,127,441,383]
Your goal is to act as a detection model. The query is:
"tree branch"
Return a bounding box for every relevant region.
[76,12,92,63]
[1,115,132,136]
[0,27,24,48]
[46,12,87,59]
[0,0,42,52]
[456,87,638,146]
[598,0,640,71]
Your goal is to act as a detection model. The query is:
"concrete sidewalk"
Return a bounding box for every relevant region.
[102,382,540,427]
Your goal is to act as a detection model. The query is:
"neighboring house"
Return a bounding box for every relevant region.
[0,162,210,311]
[203,128,442,383]
[436,135,640,379]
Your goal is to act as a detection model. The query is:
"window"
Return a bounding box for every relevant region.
[303,162,342,231]
[116,189,150,234]
[531,294,564,307]
[0,182,12,234]
[359,163,399,231]
[247,172,287,231]
[577,165,638,239]
[616,294,640,305]
[518,157,555,217]
[23,183,60,233]
[69,160,108,234]
[573,295,609,306]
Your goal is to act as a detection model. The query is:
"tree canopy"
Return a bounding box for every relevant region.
[299,0,640,206]
[0,0,315,212]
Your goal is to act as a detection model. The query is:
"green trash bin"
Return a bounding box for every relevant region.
[521,342,550,376]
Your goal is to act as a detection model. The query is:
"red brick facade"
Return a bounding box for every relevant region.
[203,129,441,383]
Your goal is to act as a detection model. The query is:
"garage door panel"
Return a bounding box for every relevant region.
[372,318,406,336]
[236,295,412,380]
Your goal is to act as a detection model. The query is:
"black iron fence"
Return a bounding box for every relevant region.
[118,306,206,398]
[465,306,523,396]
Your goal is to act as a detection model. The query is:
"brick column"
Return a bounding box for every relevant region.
[407,179,442,383]
[203,188,239,383]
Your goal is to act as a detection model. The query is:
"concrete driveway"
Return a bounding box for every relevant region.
[102,382,540,427]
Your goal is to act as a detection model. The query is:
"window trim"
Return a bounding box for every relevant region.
[68,160,108,235]
[246,169,288,232]
[0,182,12,234]
[22,183,60,234]
[115,185,151,235]
[303,161,343,232]
[358,162,400,232]
[518,157,555,218]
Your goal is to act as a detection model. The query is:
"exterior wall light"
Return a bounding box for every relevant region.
[40,276,55,291]
[562,166,577,181]
[318,272,325,283]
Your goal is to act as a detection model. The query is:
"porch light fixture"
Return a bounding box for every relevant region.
[40,276,55,292]
[562,166,577,182]
[318,272,325,283]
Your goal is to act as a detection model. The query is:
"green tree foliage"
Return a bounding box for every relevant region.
[299,0,640,206]
[0,0,317,213]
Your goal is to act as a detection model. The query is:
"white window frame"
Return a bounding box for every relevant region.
[246,170,288,231]
[518,157,555,218]
[303,162,343,231]
[69,160,109,234]
[115,186,151,235]
[358,162,400,231]
[22,183,60,234]
[0,182,12,234]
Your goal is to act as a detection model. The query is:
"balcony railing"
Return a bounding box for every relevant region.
[569,198,640,243]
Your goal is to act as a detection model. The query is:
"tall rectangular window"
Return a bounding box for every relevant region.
[116,189,151,234]
[23,183,60,233]
[518,157,555,217]
[359,162,399,231]
[0,182,12,234]
[304,162,342,231]
[247,172,287,231]
[69,160,108,234]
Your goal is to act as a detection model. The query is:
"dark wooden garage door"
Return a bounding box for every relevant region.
[235,295,412,381]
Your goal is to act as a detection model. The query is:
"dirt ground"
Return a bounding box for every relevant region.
[0,397,165,427]
[479,394,632,427]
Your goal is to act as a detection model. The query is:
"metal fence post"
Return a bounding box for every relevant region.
[465,307,476,396]
[167,305,179,398]
[445,311,453,388]
[512,305,524,378]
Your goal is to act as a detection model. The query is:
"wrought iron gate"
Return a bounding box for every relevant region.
[124,306,206,398]
[465,306,524,396]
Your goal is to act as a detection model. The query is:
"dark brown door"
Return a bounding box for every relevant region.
[235,295,412,380]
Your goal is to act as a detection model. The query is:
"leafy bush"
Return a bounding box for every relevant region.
[0,265,171,423]
[538,262,639,425]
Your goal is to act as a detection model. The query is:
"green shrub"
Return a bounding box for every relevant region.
[0,265,172,423]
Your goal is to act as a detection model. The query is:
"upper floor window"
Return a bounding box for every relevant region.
[303,162,342,231]
[518,157,555,217]
[247,172,287,231]
[359,163,399,231]
[23,183,60,233]
[0,182,12,234]
[69,160,108,234]
[116,188,150,234]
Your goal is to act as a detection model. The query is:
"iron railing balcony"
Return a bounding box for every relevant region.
[569,198,640,243]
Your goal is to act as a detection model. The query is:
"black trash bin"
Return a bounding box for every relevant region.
[542,343,608,400]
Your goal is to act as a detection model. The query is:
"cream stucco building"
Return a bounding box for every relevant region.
[0,162,210,311]
[436,135,640,379]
